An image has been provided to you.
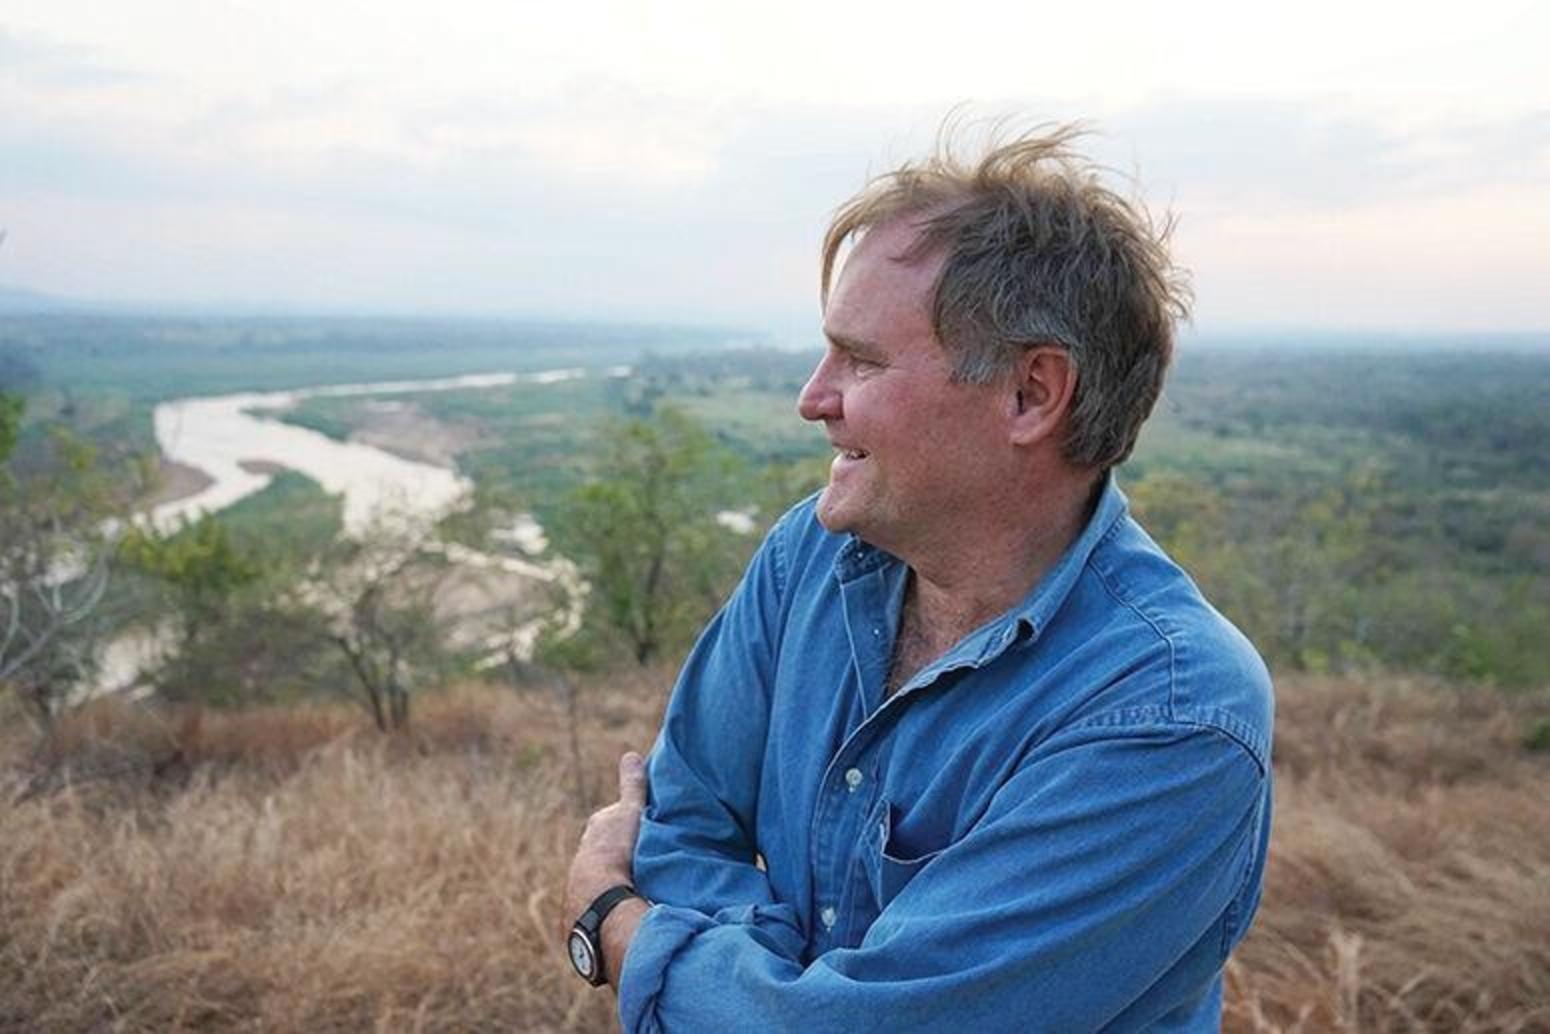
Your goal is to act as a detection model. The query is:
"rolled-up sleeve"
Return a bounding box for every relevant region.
[632,513,804,955]
[620,719,1268,1033]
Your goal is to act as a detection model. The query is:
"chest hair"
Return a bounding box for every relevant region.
[885,594,957,697]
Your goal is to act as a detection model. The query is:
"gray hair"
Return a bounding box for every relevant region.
[821,122,1190,470]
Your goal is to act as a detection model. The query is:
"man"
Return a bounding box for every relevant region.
[565,125,1273,1032]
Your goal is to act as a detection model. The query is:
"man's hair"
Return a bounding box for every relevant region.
[820,122,1190,470]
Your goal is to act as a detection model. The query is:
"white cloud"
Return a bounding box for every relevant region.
[2,3,1548,330]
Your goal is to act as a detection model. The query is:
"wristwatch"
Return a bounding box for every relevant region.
[568,884,644,986]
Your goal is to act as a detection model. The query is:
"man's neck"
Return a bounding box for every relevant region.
[901,471,1102,646]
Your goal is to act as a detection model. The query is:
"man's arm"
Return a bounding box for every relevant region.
[616,719,1269,1033]
[628,514,794,923]
[566,511,807,970]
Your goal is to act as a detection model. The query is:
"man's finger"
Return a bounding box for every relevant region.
[618,751,647,808]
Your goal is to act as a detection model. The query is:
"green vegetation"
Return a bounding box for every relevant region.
[0,392,20,457]
[276,375,622,527]
[0,313,744,458]
[630,348,825,464]
[111,500,466,717]
[0,392,145,722]
[544,406,747,667]
[310,520,457,733]
[1121,347,1550,687]
[1525,719,1550,753]
[115,512,330,708]
[120,517,264,651]
[280,354,827,524]
[1,316,1546,719]
[220,469,344,557]
[605,345,1550,688]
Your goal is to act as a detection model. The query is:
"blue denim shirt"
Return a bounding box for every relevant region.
[621,478,1273,1032]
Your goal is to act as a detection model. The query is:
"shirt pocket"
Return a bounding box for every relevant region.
[861,796,944,911]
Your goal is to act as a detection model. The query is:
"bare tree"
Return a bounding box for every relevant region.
[314,516,452,732]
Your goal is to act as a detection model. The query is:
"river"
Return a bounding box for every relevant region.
[100,369,594,694]
[147,369,586,537]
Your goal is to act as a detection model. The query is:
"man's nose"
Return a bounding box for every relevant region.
[797,353,841,423]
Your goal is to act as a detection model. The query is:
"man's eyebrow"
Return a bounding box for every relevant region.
[824,331,882,357]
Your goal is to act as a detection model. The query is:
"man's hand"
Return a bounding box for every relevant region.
[565,752,651,988]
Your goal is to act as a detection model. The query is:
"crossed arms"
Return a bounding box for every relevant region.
[566,518,1272,1032]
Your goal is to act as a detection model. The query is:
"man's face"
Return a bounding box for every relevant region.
[797,219,1008,555]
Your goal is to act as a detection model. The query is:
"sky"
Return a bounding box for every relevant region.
[2,0,1549,335]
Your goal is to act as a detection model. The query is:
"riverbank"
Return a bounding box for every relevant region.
[141,459,295,514]
[138,459,215,510]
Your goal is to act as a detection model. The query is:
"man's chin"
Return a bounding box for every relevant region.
[816,492,883,547]
[813,486,852,534]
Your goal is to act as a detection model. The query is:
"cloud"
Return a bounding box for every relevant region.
[1,60,1546,328]
[1108,96,1550,214]
[0,26,147,89]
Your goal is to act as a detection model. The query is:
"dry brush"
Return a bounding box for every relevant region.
[2,672,1547,1032]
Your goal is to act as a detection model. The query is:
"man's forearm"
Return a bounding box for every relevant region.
[602,896,650,989]
[564,754,649,989]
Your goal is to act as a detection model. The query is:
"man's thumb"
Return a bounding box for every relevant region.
[618,751,647,807]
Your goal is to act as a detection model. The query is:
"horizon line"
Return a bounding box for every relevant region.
[2,286,1548,344]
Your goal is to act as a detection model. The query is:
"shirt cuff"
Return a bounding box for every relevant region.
[617,902,806,1034]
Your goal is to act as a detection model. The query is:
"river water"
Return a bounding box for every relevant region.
[148,369,585,536]
[100,369,593,694]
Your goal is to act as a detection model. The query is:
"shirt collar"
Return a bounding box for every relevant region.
[833,473,1130,646]
[1013,472,1128,639]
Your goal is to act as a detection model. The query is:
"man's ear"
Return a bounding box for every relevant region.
[1008,346,1077,447]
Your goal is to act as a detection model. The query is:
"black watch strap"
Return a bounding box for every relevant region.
[579,884,642,933]
[569,884,644,986]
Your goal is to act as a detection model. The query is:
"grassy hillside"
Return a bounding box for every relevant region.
[3,674,1547,1032]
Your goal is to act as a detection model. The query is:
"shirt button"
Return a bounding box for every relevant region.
[844,767,864,791]
[820,906,837,929]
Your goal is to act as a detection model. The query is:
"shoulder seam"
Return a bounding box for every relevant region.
[1064,709,1268,775]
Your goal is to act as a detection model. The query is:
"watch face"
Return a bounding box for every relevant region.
[568,930,597,980]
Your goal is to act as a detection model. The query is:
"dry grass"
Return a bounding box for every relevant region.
[1,671,668,1033]
[2,673,1548,1032]
[1226,677,1550,1033]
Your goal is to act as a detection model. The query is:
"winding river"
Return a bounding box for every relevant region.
[148,369,585,537]
[102,369,593,694]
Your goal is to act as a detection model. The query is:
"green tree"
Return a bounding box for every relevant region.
[1127,470,1231,582]
[119,515,263,652]
[0,394,131,724]
[547,406,747,666]
[117,513,341,706]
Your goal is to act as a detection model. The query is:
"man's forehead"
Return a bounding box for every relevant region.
[832,219,945,306]
[853,215,944,268]
[823,230,945,355]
